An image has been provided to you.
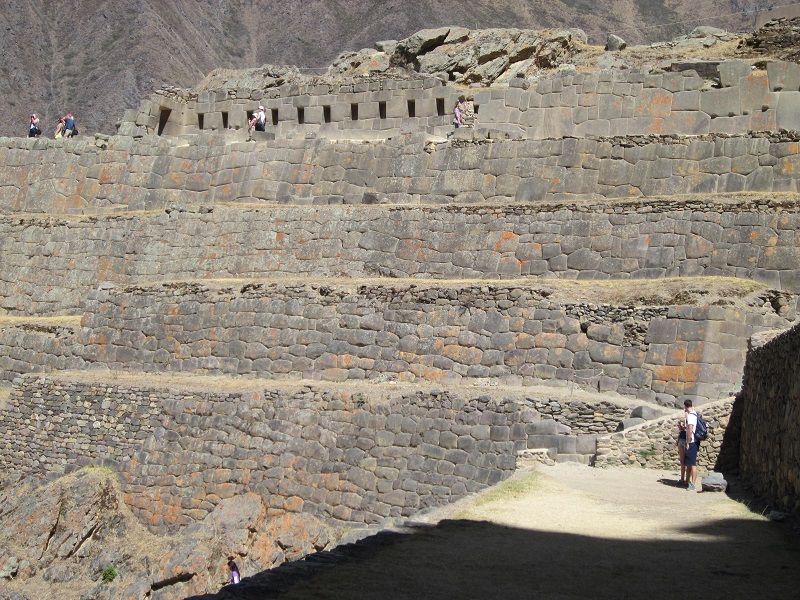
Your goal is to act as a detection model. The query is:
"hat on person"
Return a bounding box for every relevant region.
[258,106,264,110]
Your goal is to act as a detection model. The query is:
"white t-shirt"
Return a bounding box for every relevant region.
[685,411,698,445]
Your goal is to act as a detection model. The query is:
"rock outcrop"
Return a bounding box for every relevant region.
[0,470,335,600]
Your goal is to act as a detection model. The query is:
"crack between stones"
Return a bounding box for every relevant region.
[41,494,63,560]
[151,572,195,591]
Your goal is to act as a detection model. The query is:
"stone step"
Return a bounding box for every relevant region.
[517,448,556,466]
[527,434,577,455]
[555,453,594,466]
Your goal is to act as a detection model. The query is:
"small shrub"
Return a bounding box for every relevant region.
[101,565,118,583]
[638,448,658,459]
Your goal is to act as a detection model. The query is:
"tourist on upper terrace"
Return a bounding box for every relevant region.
[249,106,266,133]
[453,98,465,128]
[63,114,76,137]
[55,116,65,139]
[28,114,41,138]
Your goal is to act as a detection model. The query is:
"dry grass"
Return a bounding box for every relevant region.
[0,315,82,327]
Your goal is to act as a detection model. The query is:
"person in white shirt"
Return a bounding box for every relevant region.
[249,106,266,133]
[683,399,699,491]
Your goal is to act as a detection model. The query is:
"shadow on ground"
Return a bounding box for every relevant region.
[189,514,799,600]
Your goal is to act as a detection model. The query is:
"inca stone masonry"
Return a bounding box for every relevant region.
[1,54,799,553]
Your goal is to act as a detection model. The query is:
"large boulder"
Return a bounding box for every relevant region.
[606,34,627,51]
[631,406,663,420]
[392,27,452,67]
[701,472,728,492]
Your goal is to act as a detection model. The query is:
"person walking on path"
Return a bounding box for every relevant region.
[28,114,41,137]
[683,399,699,491]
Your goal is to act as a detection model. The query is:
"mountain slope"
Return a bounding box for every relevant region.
[0,0,765,137]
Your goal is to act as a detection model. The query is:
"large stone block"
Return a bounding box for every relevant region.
[663,111,710,135]
[718,61,751,88]
[776,92,800,131]
[634,88,673,118]
[700,87,741,118]
[767,61,800,92]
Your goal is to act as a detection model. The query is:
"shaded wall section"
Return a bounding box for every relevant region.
[739,323,800,514]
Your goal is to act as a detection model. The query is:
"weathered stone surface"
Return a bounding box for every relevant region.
[630,406,663,420]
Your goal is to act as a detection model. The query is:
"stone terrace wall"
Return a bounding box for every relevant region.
[58,282,788,406]
[6,133,800,215]
[739,323,800,514]
[127,63,800,139]
[0,324,86,376]
[1,199,799,317]
[0,377,580,533]
[594,398,734,472]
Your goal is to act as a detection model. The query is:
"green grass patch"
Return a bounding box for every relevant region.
[471,471,542,508]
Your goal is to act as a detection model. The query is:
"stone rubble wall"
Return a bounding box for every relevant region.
[738,322,800,514]
[5,131,800,215]
[594,397,734,472]
[124,63,800,140]
[4,282,773,407]
[1,200,799,317]
[2,376,619,533]
[530,398,630,434]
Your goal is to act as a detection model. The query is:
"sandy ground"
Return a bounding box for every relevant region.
[268,464,799,600]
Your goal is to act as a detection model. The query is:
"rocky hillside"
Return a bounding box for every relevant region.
[0,0,764,137]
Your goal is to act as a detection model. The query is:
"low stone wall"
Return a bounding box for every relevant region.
[0,376,162,474]
[531,398,630,434]
[0,324,86,375]
[0,376,574,533]
[739,323,800,514]
[1,198,799,317]
[594,398,734,472]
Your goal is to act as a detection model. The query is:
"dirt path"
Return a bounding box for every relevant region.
[257,464,799,600]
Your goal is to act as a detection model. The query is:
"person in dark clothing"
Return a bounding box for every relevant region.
[63,114,76,137]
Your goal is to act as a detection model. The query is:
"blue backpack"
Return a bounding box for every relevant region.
[693,412,709,442]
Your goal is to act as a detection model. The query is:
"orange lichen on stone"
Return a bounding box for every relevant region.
[654,362,702,384]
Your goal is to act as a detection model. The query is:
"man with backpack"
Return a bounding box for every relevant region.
[683,399,709,492]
